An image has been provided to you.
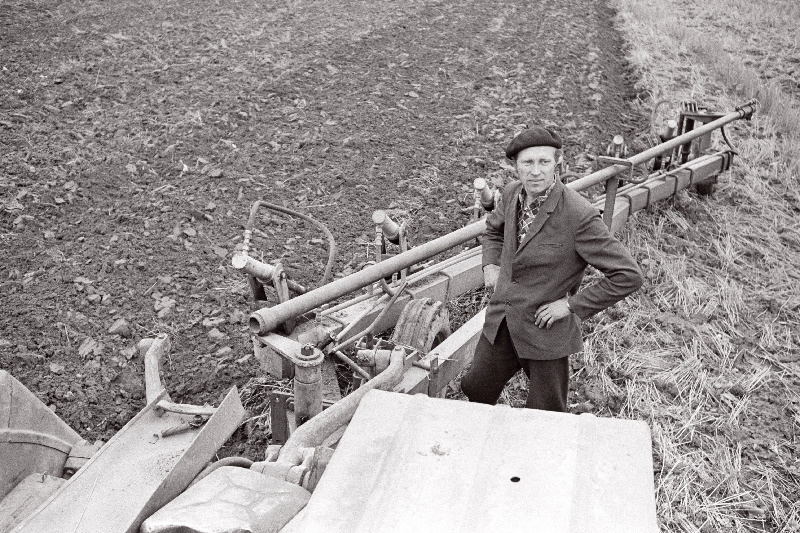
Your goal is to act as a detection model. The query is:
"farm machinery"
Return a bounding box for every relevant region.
[2,101,756,532]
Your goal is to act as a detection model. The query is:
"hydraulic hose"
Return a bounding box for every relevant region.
[245,200,338,286]
[276,346,406,466]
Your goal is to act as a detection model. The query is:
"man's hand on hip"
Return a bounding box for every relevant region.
[483,264,500,289]
[534,297,571,329]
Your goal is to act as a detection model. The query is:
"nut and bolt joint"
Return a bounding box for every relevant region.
[294,343,324,369]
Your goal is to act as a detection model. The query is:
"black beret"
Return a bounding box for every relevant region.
[505,127,562,159]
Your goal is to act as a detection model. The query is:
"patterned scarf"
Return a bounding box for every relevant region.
[517,181,555,245]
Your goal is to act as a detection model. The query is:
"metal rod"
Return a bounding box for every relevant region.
[317,247,480,317]
[332,349,372,381]
[333,292,389,343]
[331,281,408,353]
[250,220,487,334]
[568,103,755,191]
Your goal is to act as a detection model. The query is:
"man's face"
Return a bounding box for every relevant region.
[515,146,559,197]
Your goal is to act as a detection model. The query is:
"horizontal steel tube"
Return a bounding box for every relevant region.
[318,247,481,317]
[568,105,754,191]
[250,220,487,334]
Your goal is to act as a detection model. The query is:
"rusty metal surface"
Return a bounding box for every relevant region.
[284,390,658,533]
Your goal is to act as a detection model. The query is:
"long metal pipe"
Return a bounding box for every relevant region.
[249,102,756,335]
[569,103,755,191]
[318,246,481,317]
[249,220,487,334]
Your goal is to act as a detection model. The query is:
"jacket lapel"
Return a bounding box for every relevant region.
[507,182,523,254]
[515,180,564,255]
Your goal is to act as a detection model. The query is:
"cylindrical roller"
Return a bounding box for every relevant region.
[232,253,307,294]
[293,345,324,426]
[232,253,275,278]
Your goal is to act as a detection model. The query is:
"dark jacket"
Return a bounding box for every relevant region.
[482,179,643,360]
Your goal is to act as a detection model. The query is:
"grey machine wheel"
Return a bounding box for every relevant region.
[390,297,451,354]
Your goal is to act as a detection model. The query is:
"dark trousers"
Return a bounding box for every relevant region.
[461,319,569,412]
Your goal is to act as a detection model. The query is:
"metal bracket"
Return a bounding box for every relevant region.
[594,156,650,229]
[271,263,295,334]
[427,357,443,397]
[595,156,647,185]
[268,391,337,445]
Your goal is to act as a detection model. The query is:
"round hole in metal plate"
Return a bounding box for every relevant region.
[510,476,520,482]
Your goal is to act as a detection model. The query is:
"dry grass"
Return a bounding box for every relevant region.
[239,376,293,430]
[592,0,800,530]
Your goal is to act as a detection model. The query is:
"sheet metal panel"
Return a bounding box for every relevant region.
[14,388,245,533]
[285,390,658,533]
[0,371,81,501]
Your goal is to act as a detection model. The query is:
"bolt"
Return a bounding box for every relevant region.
[300,344,315,359]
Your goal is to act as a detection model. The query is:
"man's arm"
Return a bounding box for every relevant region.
[482,192,505,289]
[567,210,644,319]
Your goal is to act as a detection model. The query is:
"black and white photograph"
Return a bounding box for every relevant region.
[1,0,798,531]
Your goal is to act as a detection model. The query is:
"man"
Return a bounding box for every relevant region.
[460,126,643,412]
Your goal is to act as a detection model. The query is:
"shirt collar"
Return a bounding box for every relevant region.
[518,179,556,208]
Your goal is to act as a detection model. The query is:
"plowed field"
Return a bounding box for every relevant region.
[1,0,646,438]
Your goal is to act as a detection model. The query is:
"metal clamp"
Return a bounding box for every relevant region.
[270,263,296,334]
[595,156,647,185]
